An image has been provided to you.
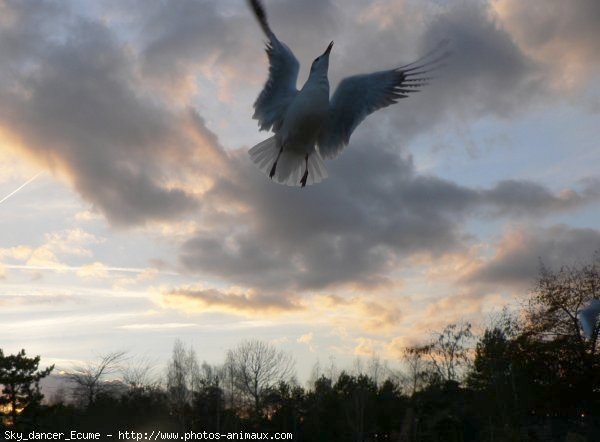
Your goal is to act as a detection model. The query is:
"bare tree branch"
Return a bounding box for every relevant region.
[67,351,127,406]
[225,339,295,417]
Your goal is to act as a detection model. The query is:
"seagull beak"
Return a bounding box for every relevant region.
[323,41,334,56]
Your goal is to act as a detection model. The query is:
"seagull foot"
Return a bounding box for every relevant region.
[269,161,278,179]
[300,170,308,188]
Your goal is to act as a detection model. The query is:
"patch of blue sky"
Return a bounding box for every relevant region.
[411,102,599,191]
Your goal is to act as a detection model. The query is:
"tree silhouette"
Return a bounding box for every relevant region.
[122,356,159,394]
[6,253,600,439]
[467,325,520,440]
[166,339,200,429]
[334,372,378,442]
[400,346,429,396]
[406,322,473,385]
[263,380,305,436]
[67,351,126,407]
[225,339,294,419]
[192,362,225,431]
[0,349,54,428]
[526,259,600,353]
[303,375,339,440]
[523,259,600,417]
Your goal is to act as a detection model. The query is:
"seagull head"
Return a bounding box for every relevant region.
[310,41,333,75]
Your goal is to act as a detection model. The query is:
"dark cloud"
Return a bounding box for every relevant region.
[181,134,466,291]
[131,0,341,96]
[495,0,600,68]
[468,225,600,287]
[264,0,341,68]
[1,0,598,295]
[318,0,545,150]
[0,1,64,68]
[139,0,230,81]
[480,179,599,216]
[180,126,595,292]
[0,2,228,226]
[420,2,543,118]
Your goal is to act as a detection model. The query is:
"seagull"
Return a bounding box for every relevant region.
[247,0,449,187]
[579,299,600,339]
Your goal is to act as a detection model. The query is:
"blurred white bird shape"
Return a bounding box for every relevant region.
[247,0,450,187]
[579,299,600,339]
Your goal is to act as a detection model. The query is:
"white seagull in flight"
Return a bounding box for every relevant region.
[247,0,449,187]
[579,299,600,340]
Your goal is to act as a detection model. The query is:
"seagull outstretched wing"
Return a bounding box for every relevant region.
[318,41,450,159]
[249,0,300,132]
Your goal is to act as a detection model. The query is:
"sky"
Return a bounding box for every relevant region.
[1,0,599,382]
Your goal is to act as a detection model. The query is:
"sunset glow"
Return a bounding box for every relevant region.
[1,0,599,383]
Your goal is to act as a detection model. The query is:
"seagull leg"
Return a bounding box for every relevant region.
[300,154,309,188]
[269,145,284,179]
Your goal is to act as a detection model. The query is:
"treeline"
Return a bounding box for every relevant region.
[2,258,600,441]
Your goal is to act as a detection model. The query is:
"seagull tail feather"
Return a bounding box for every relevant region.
[249,137,328,187]
[249,136,280,175]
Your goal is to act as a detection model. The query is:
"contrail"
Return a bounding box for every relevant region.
[4,263,178,276]
[0,171,43,205]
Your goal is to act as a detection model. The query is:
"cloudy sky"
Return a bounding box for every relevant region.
[1,0,599,380]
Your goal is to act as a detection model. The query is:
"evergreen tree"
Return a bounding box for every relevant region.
[0,349,54,428]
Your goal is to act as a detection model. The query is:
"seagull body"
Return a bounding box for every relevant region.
[279,62,330,156]
[247,0,448,187]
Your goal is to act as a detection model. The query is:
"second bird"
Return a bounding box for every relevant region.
[247,0,449,187]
